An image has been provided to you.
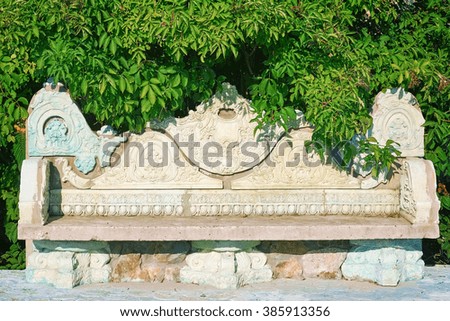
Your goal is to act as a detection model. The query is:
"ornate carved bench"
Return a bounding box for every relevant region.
[18,82,440,288]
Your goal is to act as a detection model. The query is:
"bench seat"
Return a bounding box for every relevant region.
[19,215,439,241]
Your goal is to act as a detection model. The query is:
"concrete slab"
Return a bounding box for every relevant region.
[0,266,449,301]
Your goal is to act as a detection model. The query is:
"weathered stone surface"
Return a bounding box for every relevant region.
[155,83,289,175]
[231,129,362,189]
[400,159,440,224]
[260,241,306,280]
[180,241,272,289]
[164,266,182,282]
[19,215,440,241]
[302,248,347,279]
[4,267,450,301]
[47,187,404,218]
[26,243,111,288]
[139,263,165,283]
[108,242,189,283]
[140,254,185,282]
[19,158,49,225]
[27,81,125,174]
[370,88,424,157]
[341,239,425,286]
[273,258,304,279]
[111,254,184,283]
[90,131,223,189]
[111,254,141,282]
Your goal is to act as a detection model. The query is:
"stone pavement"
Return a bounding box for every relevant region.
[0,265,449,301]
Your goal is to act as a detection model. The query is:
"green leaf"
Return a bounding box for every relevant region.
[140,85,149,99]
[119,77,126,93]
[104,74,116,89]
[129,64,138,75]
[81,79,88,95]
[110,40,117,55]
[141,99,151,113]
[148,87,156,105]
[172,74,181,87]
[17,97,28,106]
[32,26,39,38]
[99,79,106,95]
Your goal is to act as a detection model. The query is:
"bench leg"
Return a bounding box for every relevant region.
[26,241,111,288]
[341,239,424,286]
[180,241,273,289]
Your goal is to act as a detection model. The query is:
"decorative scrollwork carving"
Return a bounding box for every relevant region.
[232,129,361,189]
[91,131,222,189]
[152,83,308,175]
[400,161,417,218]
[27,81,126,174]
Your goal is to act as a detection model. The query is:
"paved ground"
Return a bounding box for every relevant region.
[0,266,449,301]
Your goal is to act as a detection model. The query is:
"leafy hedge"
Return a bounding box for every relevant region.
[1,0,449,267]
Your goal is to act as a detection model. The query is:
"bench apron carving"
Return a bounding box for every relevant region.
[19,82,440,288]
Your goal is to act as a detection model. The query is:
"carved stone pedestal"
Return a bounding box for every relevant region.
[26,241,111,288]
[180,241,272,289]
[341,239,424,286]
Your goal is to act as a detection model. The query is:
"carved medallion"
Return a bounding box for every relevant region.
[370,88,425,157]
[27,82,126,174]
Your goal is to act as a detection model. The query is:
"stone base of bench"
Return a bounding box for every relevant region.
[26,241,111,288]
[342,240,424,286]
[25,238,425,289]
[180,241,273,289]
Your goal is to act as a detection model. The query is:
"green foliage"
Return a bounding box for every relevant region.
[0,133,25,269]
[0,0,449,265]
[438,208,450,261]
[0,243,26,270]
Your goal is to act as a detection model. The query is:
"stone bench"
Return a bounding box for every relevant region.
[18,82,440,289]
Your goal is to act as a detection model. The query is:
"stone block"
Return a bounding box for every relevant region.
[90,253,111,268]
[89,268,112,284]
[110,254,141,282]
[180,241,272,289]
[139,264,165,282]
[75,253,91,269]
[273,258,303,279]
[26,241,112,288]
[341,239,424,286]
[109,244,186,283]
[164,266,182,282]
[302,248,346,279]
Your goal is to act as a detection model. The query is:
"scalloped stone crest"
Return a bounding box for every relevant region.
[152,83,308,175]
[370,88,425,157]
[27,82,126,174]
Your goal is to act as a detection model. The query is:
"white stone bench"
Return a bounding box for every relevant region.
[19,83,440,288]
